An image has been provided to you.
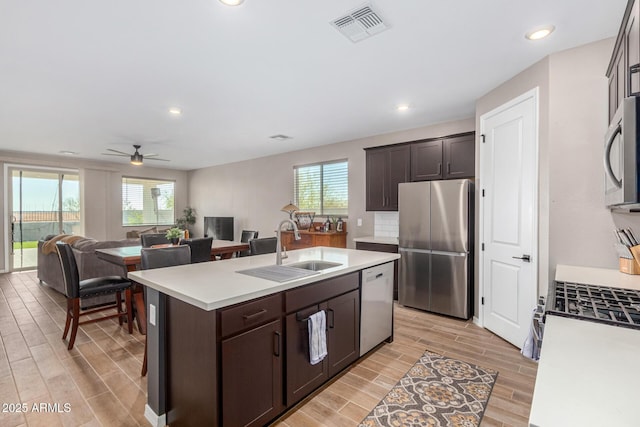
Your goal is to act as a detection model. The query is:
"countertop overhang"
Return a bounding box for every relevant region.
[128,247,399,311]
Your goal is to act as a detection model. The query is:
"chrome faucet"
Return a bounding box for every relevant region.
[276,219,300,265]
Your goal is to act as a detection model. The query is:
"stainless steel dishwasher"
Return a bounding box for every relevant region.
[360,261,394,356]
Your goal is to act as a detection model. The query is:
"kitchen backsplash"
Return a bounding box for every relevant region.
[374,212,399,238]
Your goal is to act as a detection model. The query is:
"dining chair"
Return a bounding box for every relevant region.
[55,242,133,350]
[238,230,259,257]
[140,233,171,248]
[140,245,191,376]
[249,237,278,255]
[180,237,213,263]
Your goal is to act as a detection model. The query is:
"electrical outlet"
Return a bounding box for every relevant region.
[357,218,362,226]
[149,304,156,326]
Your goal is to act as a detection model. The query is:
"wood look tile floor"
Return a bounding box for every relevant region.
[0,271,537,427]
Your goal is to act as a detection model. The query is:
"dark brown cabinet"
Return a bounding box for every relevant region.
[365,145,410,211]
[411,133,475,181]
[608,0,640,122]
[285,273,359,406]
[221,319,284,427]
[165,271,367,426]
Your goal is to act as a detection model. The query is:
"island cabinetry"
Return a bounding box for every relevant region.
[365,144,411,211]
[411,133,475,181]
[285,272,360,405]
[219,293,284,427]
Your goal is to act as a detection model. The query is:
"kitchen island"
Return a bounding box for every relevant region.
[129,247,400,427]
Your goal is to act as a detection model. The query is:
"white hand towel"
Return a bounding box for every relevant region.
[308,310,327,365]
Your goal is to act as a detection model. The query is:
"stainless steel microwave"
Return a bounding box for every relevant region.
[604,96,640,209]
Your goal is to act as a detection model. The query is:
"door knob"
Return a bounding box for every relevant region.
[512,254,531,262]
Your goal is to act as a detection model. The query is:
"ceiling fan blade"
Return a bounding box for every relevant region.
[144,153,160,157]
[106,148,130,155]
[101,152,129,157]
[145,157,170,162]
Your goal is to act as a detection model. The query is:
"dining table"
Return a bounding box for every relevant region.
[95,239,250,333]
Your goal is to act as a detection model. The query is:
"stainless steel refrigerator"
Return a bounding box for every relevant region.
[398,179,473,319]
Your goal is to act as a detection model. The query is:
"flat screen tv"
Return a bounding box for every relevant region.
[204,217,234,241]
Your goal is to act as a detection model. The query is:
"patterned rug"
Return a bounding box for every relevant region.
[359,350,498,427]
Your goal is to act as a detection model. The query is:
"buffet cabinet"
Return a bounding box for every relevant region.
[365,131,475,211]
[280,228,347,249]
[166,272,360,427]
[607,0,640,123]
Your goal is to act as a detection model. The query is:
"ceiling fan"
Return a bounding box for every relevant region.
[102,144,169,165]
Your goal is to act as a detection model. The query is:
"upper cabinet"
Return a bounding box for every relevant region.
[608,0,640,123]
[411,134,475,181]
[365,145,411,211]
[365,132,475,211]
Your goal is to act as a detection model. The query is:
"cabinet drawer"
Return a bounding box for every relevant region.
[219,293,283,338]
[286,272,359,313]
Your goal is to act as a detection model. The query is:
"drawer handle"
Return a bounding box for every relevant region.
[242,309,267,321]
[274,331,281,357]
[327,309,335,329]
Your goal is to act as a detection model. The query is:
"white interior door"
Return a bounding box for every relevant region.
[480,88,538,349]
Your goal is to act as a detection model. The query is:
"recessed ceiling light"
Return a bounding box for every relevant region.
[219,0,244,5]
[168,107,182,116]
[269,134,292,141]
[396,104,410,112]
[525,25,555,41]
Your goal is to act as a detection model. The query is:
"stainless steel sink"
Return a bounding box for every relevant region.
[287,260,342,271]
[236,260,342,282]
[236,265,320,282]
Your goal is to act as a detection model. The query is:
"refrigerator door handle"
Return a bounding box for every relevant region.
[399,247,431,255]
[431,249,468,257]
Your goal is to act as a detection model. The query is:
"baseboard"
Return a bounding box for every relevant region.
[473,316,481,327]
[144,404,166,427]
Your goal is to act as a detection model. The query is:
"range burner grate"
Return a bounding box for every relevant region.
[546,281,640,329]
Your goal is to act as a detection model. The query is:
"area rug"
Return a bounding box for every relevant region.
[359,350,498,427]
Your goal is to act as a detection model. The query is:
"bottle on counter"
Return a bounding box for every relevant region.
[336,217,343,232]
[324,218,331,232]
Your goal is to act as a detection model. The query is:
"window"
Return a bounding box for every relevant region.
[294,160,348,216]
[122,177,175,226]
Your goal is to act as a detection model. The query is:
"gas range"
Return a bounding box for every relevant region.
[545,281,640,330]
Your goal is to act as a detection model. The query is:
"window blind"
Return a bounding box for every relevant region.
[122,177,175,226]
[294,160,348,216]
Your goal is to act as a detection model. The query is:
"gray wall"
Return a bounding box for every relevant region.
[187,119,475,245]
[476,37,637,300]
[0,151,188,272]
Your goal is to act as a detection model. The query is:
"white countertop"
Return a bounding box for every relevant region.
[353,235,399,245]
[555,264,640,291]
[128,247,399,311]
[529,315,640,427]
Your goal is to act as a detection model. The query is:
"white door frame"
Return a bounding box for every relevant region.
[477,87,540,328]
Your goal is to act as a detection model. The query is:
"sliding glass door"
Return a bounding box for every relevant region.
[9,167,80,271]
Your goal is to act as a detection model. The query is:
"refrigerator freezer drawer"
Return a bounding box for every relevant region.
[398,249,430,311]
[430,252,470,319]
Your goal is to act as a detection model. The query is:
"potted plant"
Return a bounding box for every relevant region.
[176,206,197,237]
[165,227,182,245]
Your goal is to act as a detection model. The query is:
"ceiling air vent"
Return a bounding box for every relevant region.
[331,3,389,43]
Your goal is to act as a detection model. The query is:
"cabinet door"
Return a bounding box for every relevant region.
[327,289,360,377]
[221,319,284,427]
[285,304,329,405]
[626,0,640,96]
[386,145,411,210]
[443,134,475,179]
[411,140,443,181]
[366,148,388,211]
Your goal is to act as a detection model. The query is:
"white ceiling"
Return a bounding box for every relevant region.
[0,0,628,170]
